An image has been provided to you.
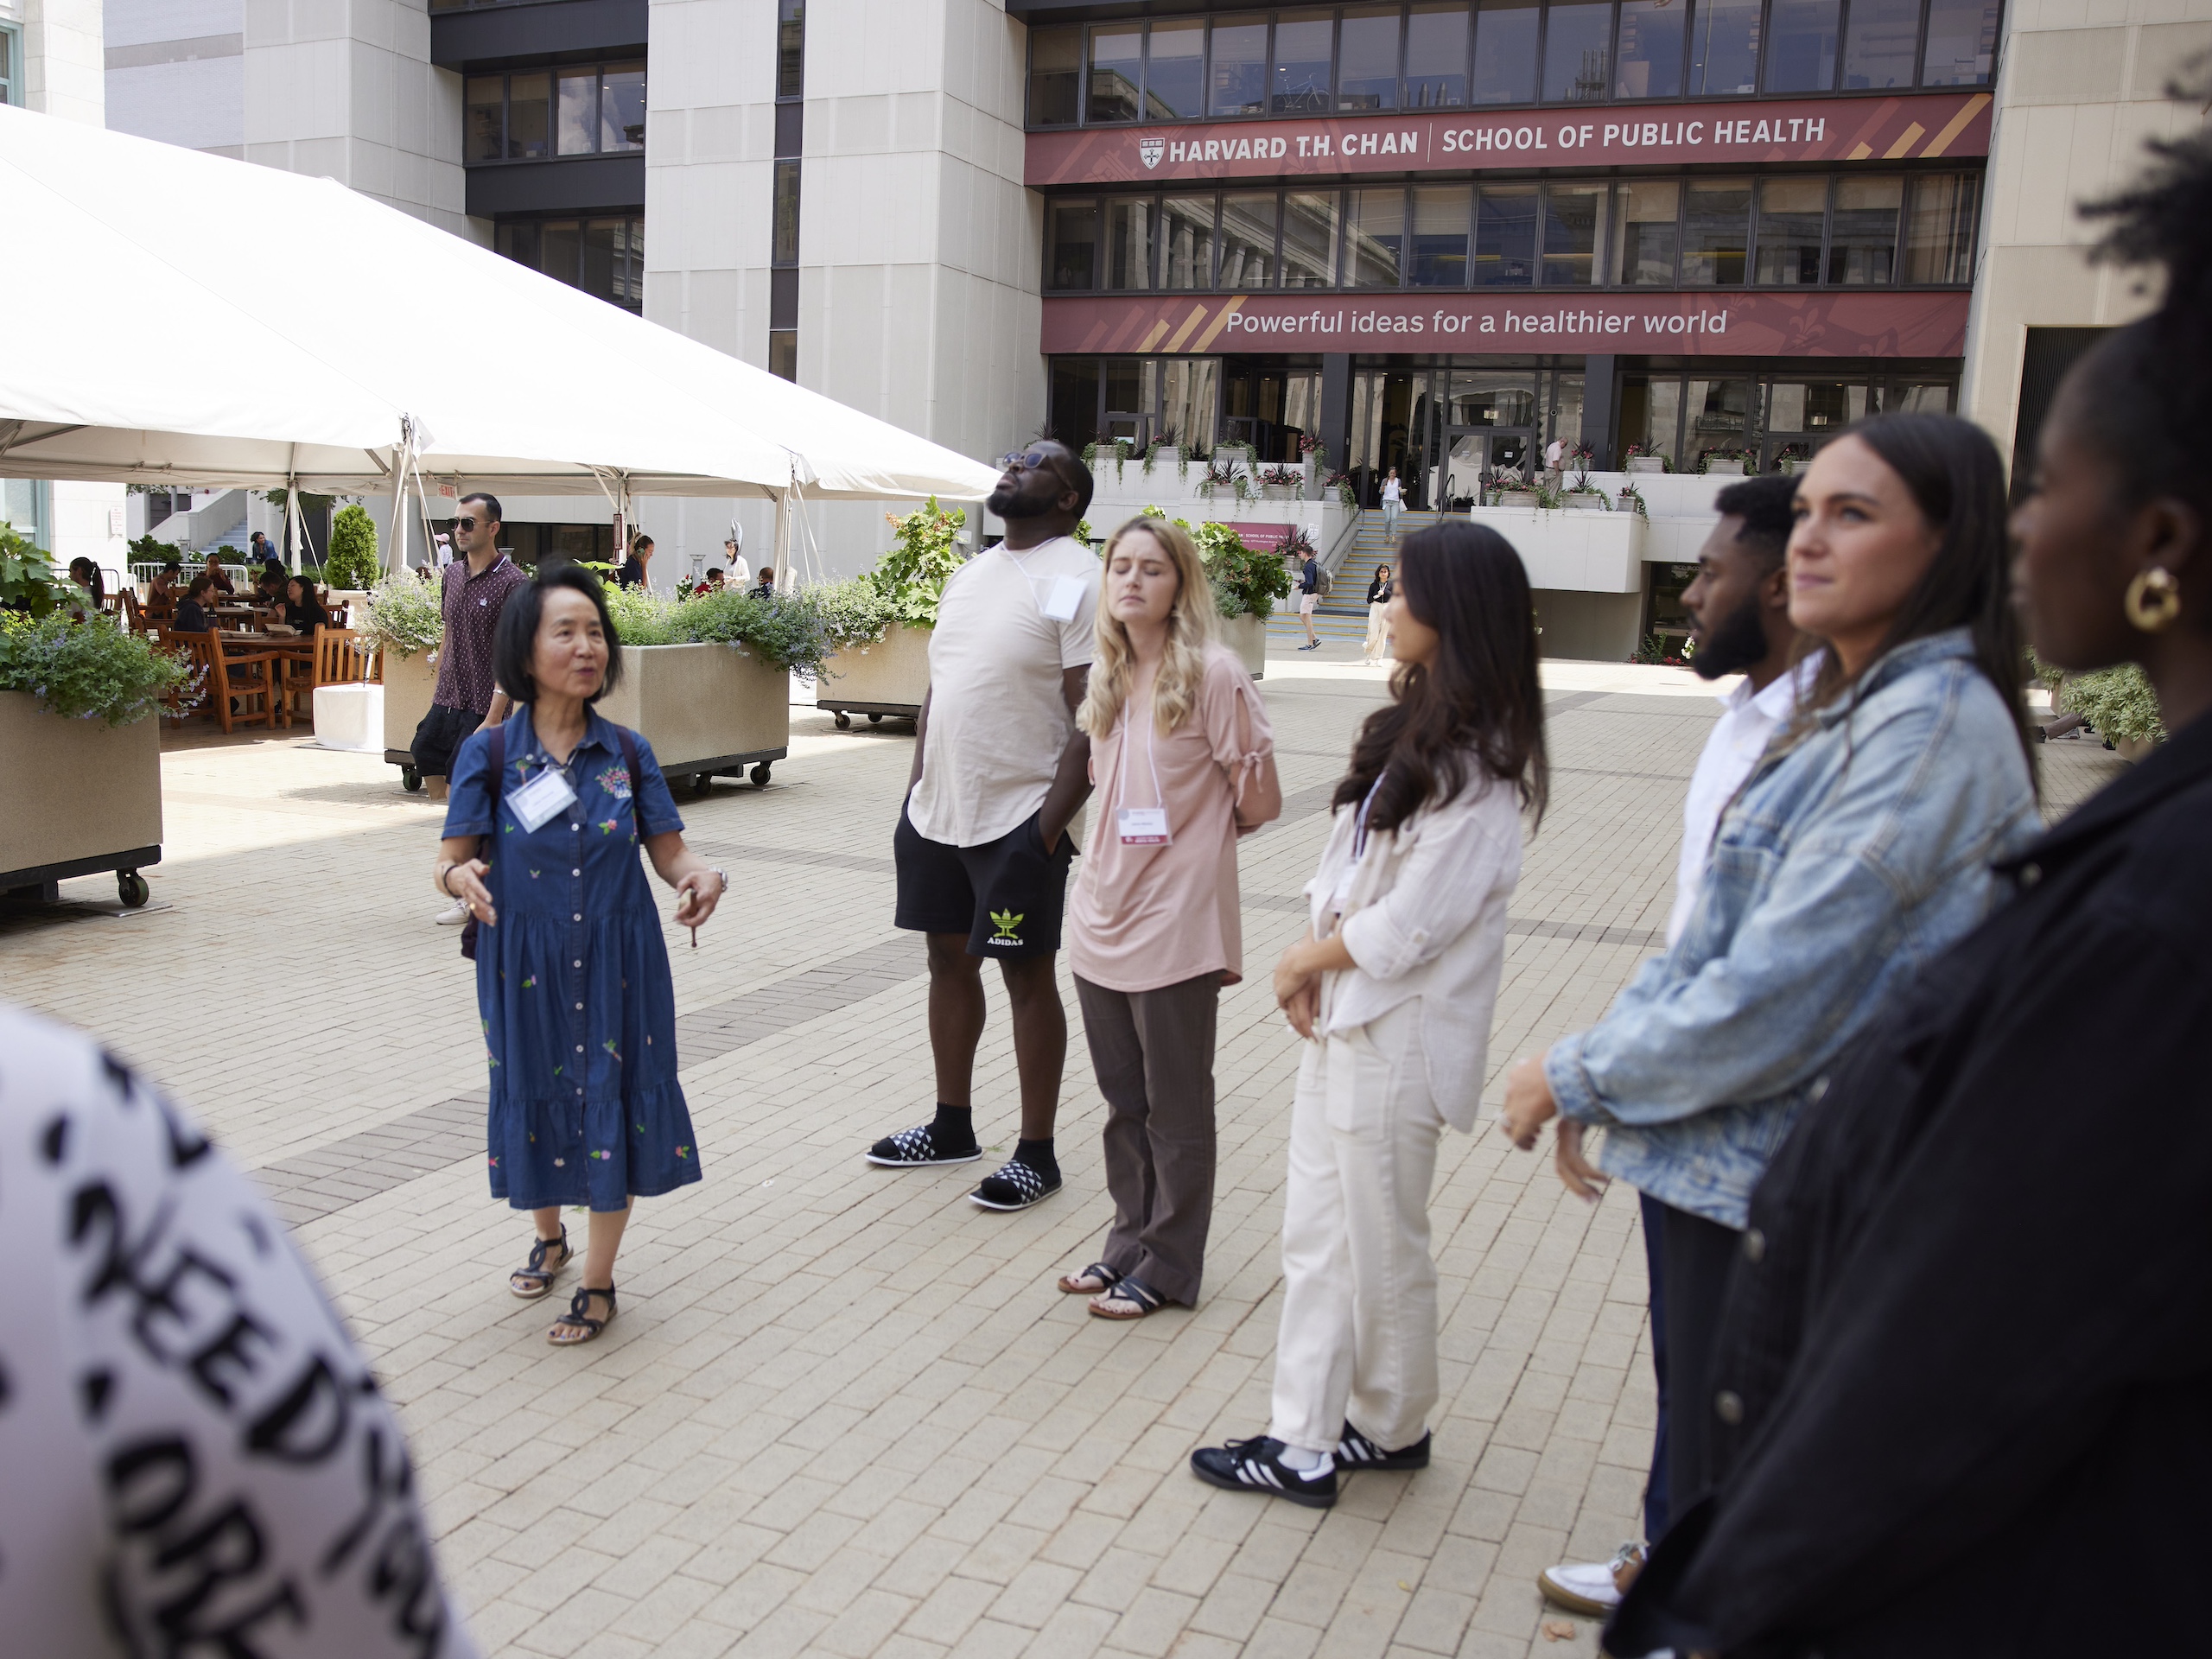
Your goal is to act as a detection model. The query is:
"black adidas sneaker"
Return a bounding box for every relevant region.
[866,1122,982,1167]
[1189,1435,1338,1508]
[1335,1422,1431,1473]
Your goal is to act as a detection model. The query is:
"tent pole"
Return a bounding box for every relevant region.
[772,475,791,593]
[284,445,302,574]
[384,419,414,578]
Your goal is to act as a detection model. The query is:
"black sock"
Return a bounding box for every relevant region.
[930,1104,975,1147]
[1013,1137,1058,1175]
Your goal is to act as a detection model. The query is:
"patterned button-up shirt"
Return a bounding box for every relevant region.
[434,553,532,715]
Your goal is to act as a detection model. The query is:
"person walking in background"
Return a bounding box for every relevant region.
[416,491,529,838]
[0,1001,480,1656]
[1499,412,2041,1539]
[1605,131,2212,1659]
[862,442,1099,1212]
[1362,563,1394,664]
[435,564,727,1346]
[1381,467,1402,539]
[1297,544,1322,651]
[1191,522,1546,1509]
[617,534,653,589]
[1056,518,1281,1319]
[1537,471,1806,1618]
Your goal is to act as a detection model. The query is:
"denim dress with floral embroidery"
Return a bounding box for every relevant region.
[443,708,702,1211]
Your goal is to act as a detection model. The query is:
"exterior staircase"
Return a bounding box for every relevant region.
[1263,510,1438,645]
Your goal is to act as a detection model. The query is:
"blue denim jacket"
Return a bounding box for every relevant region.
[1547,628,2039,1228]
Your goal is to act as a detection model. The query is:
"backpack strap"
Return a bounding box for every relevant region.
[615,726,649,844]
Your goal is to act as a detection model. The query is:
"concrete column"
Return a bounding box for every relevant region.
[1580,354,1618,469]
[1319,353,1352,476]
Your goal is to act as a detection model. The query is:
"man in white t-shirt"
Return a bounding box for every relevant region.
[1539,472,1808,1618]
[866,441,1102,1212]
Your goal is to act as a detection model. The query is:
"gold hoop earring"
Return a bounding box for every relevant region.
[2124,566,2183,634]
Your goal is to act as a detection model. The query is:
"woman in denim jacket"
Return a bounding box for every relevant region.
[1499,412,2041,1525]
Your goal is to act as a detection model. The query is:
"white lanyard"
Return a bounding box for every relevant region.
[1110,697,1171,845]
[1351,771,1387,861]
[1005,542,1085,622]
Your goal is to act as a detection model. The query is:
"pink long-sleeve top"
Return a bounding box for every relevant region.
[1068,645,1282,993]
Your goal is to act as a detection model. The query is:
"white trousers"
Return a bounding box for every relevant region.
[1270,998,1446,1455]
[1363,602,1389,662]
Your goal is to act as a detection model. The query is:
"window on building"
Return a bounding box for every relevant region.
[1611,179,1680,283]
[1089,23,1143,123]
[1904,173,1979,283]
[1472,0,1541,104]
[496,216,645,311]
[1686,378,1756,454]
[1615,0,1687,97]
[0,22,19,107]
[1220,192,1281,286]
[1160,195,1217,288]
[1681,180,1751,284]
[1544,1,1614,102]
[466,77,505,162]
[1281,191,1342,286]
[1345,188,1404,287]
[777,0,805,99]
[1338,5,1402,110]
[1922,0,2000,85]
[1029,26,1081,125]
[1619,375,1685,463]
[768,331,798,382]
[1210,19,1270,116]
[1148,20,1207,118]
[1046,200,1101,290]
[1105,198,1154,288]
[1691,0,1762,94]
[601,64,646,149]
[1406,3,1471,106]
[1755,176,1827,284]
[467,65,644,162]
[1474,184,1538,284]
[1273,10,1335,113]
[1541,183,1606,284]
[1409,186,1471,285]
[1828,175,1902,283]
[1050,359,1103,448]
[1162,359,1220,448]
[507,73,552,160]
[772,161,802,265]
[1842,0,1921,88]
[1764,0,1840,92]
[1767,380,1869,433]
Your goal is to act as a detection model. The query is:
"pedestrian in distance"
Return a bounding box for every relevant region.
[1191,520,1546,1510]
[1296,544,1322,651]
[416,492,530,827]
[1605,115,2212,1659]
[1056,518,1282,1319]
[1381,467,1402,539]
[1499,410,2043,1535]
[1362,563,1393,664]
[1537,471,1808,1618]
[864,440,1100,1211]
[435,563,727,1346]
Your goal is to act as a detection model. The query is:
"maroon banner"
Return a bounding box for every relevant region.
[1027,92,1989,188]
[1042,290,1969,359]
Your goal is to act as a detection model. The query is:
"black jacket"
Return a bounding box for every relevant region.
[1366,577,1392,604]
[1610,710,2212,1659]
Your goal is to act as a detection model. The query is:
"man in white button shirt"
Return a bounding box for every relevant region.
[865,442,1102,1214]
[1540,473,1808,1617]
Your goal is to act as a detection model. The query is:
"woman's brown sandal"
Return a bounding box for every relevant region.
[1090,1274,1165,1320]
[508,1226,571,1299]
[549,1283,617,1345]
[1057,1262,1122,1295]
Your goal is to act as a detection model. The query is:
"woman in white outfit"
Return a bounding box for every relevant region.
[1381,467,1403,538]
[1191,519,1548,1508]
[1362,563,1394,664]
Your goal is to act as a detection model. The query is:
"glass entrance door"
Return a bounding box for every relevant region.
[1440,427,1536,509]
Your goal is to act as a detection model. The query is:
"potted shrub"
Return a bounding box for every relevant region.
[1257,465,1300,501]
[1624,443,1671,476]
[1497,472,1541,507]
[323,503,381,594]
[1197,454,1248,502]
[606,586,817,791]
[1699,447,1753,476]
[1616,483,1650,517]
[1187,518,1289,678]
[1141,428,1187,482]
[2060,661,2166,760]
[2,531,186,905]
[817,497,967,726]
[357,575,448,786]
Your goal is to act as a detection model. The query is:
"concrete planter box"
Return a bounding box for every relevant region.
[1221,613,1268,680]
[1566,493,1609,511]
[1703,459,1748,476]
[0,692,163,901]
[380,647,439,779]
[597,642,791,789]
[1625,456,1668,475]
[818,622,931,726]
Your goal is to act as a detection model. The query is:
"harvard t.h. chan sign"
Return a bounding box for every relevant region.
[1027,92,1989,188]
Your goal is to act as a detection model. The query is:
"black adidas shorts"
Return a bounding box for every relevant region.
[894,801,1074,960]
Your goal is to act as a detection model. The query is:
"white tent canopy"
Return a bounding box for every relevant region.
[0,104,1001,512]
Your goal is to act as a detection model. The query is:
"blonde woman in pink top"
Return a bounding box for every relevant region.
[1056,518,1282,1319]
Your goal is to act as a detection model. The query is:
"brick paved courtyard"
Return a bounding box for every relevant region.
[2,650,2122,1659]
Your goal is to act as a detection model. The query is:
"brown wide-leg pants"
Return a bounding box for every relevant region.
[1073,971,1221,1306]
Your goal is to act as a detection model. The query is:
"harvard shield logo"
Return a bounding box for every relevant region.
[1140,137,1164,170]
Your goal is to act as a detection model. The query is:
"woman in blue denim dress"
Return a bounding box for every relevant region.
[436,564,728,1345]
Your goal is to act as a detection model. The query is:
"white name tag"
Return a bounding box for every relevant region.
[509,765,578,832]
[1040,574,1084,622]
[1117,806,1171,845]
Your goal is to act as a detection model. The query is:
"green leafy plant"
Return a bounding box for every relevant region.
[867,498,968,627]
[605,583,685,646]
[1617,483,1649,517]
[1187,519,1292,621]
[324,505,381,589]
[357,575,445,658]
[1624,443,1674,473]
[2,523,79,619]
[0,611,190,725]
[2059,661,2167,747]
[1630,632,1694,668]
[809,577,899,647]
[675,588,838,677]
[1697,447,1756,474]
[127,532,181,566]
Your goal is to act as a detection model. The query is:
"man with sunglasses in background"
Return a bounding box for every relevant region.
[864,441,1100,1213]
[420,492,531,920]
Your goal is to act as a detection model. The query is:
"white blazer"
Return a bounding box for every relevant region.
[1304,768,1523,1132]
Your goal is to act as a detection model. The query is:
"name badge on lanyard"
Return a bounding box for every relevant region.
[1039,574,1084,622]
[509,762,579,832]
[1115,713,1172,845]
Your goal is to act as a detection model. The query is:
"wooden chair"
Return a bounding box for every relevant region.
[159,630,217,724]
[313,625,378,687]
[207,632,280,733]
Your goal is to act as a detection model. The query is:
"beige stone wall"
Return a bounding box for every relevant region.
[1962,0,2212,469]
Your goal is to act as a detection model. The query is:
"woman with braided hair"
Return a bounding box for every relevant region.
[1603,98,2212,1659]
